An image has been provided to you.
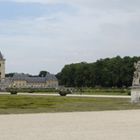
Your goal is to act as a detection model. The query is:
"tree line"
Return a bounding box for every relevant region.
[56,56,140,88]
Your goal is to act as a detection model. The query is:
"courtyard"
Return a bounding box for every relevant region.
[0,110,140,140]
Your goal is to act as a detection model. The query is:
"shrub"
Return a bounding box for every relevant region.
[10,91,18,95]
[127,91,131,96]
[59,91,67,96]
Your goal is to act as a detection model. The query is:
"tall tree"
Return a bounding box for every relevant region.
[57,56,140,88]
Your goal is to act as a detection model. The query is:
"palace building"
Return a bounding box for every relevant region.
[0,52,58,90]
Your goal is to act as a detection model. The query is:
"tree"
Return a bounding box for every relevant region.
[57,56,140,88]
[5,73,15,77]
[39,71,48,77]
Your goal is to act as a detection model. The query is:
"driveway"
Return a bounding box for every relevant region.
[0,110,139,140]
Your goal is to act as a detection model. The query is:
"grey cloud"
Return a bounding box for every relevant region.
[0,0,140,73]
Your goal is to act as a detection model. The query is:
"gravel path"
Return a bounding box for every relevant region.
[0,110,140,140]
[0,92,130,98]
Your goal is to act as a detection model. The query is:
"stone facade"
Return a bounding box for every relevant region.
[8,73,58,89]
[131,87,140,103]
[0,52,5,80]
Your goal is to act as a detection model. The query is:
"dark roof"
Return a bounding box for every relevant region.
[12,73,29,80]
[12,73,58,83]
[46,73,57,81]
[0,51,4,60]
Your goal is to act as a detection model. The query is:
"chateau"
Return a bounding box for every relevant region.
[0,52,58,90]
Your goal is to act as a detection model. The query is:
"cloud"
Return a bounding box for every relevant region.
[5,0,140,10]
[0,1,75,21]
[0,0,140,74]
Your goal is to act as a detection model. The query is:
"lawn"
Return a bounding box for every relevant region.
[75,88,130,96]
[76,91,129,96]
[0,95,139,114]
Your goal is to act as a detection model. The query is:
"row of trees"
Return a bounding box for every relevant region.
[56,56,140,88]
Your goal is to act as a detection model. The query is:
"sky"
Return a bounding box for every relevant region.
[0,0,140,74]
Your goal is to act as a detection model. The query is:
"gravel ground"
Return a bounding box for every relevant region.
[0,92,130,98]
[0,110,140,140]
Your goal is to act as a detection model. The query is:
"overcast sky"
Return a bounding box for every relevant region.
[0,0,140,74]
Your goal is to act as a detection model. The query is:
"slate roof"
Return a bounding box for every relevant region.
[46,73,58,81]
[12,73,58,83]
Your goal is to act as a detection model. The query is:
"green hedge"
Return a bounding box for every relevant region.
[6,88,57,93]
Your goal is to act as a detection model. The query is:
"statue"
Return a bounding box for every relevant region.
[132,61,140,86]
[131,61,140,103]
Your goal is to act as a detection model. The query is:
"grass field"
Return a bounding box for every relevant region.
[0,95,139,114]
[76,88,130,96]
[75,92,129,96]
